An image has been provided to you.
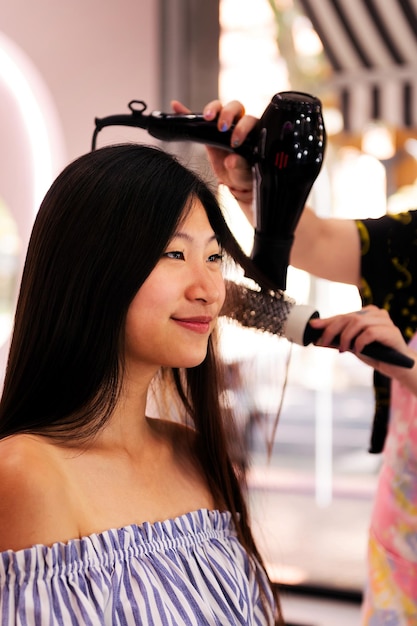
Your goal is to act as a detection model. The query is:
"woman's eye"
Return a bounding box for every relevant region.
[208,253,223,264]
[164,251,184,260]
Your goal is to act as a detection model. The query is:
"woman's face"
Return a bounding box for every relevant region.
[124,198,226,375]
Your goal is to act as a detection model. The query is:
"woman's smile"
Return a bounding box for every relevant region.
[171,315,213,334]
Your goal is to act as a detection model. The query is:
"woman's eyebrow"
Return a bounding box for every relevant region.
[170,232,219,245]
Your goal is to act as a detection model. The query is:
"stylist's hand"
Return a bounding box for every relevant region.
[171,99,257,225]
[309,305,417,391]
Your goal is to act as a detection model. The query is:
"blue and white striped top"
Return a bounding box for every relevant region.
[0,508,275,625]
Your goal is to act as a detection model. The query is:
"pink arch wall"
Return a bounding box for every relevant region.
[0,1,160,378]
[0,34,67,375]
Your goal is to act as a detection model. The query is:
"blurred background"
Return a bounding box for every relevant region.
[2,1,417,623]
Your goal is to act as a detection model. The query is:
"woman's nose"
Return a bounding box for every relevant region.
[185,267,223,304]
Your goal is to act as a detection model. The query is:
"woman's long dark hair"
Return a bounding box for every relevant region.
[0,144,281,623]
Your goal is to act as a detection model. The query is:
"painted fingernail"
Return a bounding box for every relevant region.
[220,121,229,132]
[204,108,215,120]
[232,138,241,147]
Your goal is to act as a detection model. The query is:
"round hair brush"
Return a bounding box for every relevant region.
[222,281,414,369]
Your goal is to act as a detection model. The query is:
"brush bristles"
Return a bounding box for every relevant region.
[221,280,295,337]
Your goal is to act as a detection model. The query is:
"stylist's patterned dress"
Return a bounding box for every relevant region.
[357,210,417,624]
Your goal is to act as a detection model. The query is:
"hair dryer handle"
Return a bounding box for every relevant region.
[92,100,258,162]
[144,112,258,163]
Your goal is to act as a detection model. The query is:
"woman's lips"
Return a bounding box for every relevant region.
[172,316,213,334]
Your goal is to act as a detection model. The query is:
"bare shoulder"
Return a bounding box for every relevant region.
[0,435,75,552]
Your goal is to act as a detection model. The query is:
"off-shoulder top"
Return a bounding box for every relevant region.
[0,508,275,625]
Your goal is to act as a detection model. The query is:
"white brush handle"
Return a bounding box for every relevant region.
[281,304,319,345]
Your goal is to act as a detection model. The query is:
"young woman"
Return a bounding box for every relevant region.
[176,96,417,625]
[0,144,282,625]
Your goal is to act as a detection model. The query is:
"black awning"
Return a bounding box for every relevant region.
[297,0,417,132]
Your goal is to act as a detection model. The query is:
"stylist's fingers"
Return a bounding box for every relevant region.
[350,309,407,355]
[205,148,252,194]
[336,308,381,352]
[229,114,258,148]
[223,153,253,190]
[208,149,251,180]
[309,307,371,351]
[203,100,258,148]
[309,314,356,351]
[170,100,191,114]
[173,99,258,151]
[309,306,401,354]
[203,99,245,126]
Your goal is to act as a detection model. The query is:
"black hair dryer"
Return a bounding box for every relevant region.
[92,91,326,290]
